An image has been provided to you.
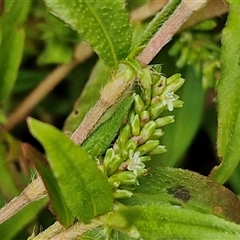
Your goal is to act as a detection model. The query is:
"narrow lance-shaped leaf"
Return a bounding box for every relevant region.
[28,118,113,224]
[44,0,132,67]
[22,144,74,227]
[210,1,240,184]
[82,96,133,158]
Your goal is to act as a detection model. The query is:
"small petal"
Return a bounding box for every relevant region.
[127,150,145,175]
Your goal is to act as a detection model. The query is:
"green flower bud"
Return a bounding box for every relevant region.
[148,145,167,155]
[113,189,133,199]
[166,73,181,85]
[149,102,166,119]
[155,116,175,127]
[173,99,184,108]
[109,171,137,186]
[152,75,166,97]
[103,148,115,164]
[163,76,185,94]
[115,124,131,151]
[130,114,140,136]
[139,121,157,143]
[121,139,138,160]
[141,88,152,108]
[137,140,159,155]
[139,156,152,162]
[136,168,148,177]
[106,155,123,176]
[133,93,146,114]
[139,67,152,89]
[140,110,150,126]
[149,128,164,140]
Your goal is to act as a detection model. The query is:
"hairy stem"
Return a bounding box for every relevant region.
[29,218,102,240]
[136,0,208,66]
[0,177,47,225]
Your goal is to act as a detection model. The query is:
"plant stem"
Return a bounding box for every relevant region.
[29,218,102,240]
[0,177,47,225]
[70,0,207,145]
[136,0,208,66]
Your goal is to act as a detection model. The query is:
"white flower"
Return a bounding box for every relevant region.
[127,150,145,176]
[162,92,179,111]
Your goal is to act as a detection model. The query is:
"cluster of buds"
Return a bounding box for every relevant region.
[102,66,184,199]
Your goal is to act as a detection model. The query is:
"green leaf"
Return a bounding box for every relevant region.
[22,144,74,227]
[0,1,31,103]
[121,167,240,224]
[44,0,132,67]
[82,97,133,158]
[152,66,204,167]
[28,118,113,224]
[107,204,240,239]
[210,1,240,184]
[63,59,110,136]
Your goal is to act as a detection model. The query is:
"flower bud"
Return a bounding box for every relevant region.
[140,110,150,126]
[121,139,138,160]
[141,88,152,108]
[155,116,175,127]
[113,189,133,199]
[149,102,166,119]
[166,73,181,84]
[139,156,151,162]
[130,114,140,136]
[173,99,184,108]
[109,171,137,186]
[152,75,166,97]
[133,93,146,114]
[103,148,115,167]
[116,125,131,151]
[148,145,167,155]
[139,121,157,143]
[149,128,164,140]
[163,76,185,94]
[137,140,159,155]
[139,67,152,89]
[106,155,123,176]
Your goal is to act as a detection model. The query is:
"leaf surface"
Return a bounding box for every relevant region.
[107,204,240,239]
[210,1,240,183]
[28,118,113,223]
[44,0,132,67]
[121,167,240,224]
